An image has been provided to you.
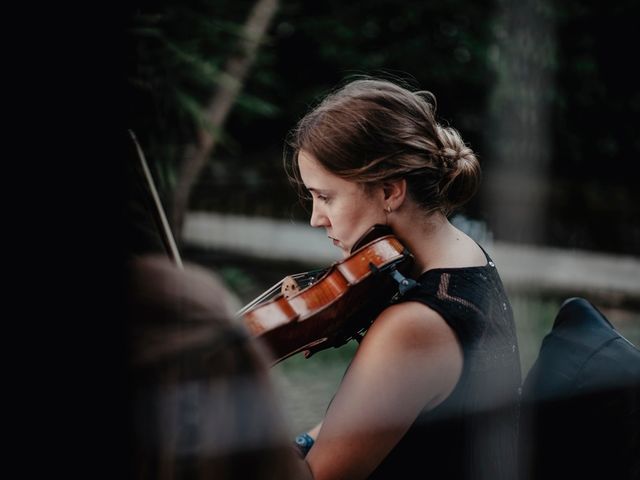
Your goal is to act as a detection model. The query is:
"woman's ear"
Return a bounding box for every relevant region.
[382,179,407,210]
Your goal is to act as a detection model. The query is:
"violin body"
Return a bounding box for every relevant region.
[240,226,415,363]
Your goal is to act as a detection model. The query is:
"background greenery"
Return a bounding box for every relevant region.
[127,0,640,256]
[125,0,640,435]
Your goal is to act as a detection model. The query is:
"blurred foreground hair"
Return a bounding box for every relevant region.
[128,255,302,480]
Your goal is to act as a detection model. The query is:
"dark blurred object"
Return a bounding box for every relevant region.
[520,297,640,480]
[128,254,306,480]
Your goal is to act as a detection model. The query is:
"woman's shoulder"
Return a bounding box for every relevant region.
[355,301,463,407]
[362,302,461,354]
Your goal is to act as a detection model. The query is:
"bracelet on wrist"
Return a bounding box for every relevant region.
[294,432,315,457]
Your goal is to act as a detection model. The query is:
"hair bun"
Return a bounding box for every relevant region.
[435,125,481,212]
[286,78,482,216]
[438,146,458,166]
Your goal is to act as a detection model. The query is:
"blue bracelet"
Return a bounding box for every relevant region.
[294,432,315,457]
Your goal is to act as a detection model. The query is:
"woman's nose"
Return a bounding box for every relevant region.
[310,203,329,228]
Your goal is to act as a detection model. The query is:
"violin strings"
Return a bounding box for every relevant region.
[236,268,329,316]
[236,279,284,316]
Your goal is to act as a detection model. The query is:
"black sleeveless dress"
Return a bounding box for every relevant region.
[368,248,522,479]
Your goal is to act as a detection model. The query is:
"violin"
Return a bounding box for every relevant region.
[238,224,419,364]
[128,131,419,365]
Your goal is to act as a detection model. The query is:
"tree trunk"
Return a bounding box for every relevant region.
[483,0,555,245]
[171,0,279,241]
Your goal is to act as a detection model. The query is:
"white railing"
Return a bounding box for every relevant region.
[183,211,640,300]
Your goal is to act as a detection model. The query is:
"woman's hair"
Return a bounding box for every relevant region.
[285,78,481,216]
[128,255,301,480]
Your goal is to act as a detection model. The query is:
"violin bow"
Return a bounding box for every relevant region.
[128,129,184,269]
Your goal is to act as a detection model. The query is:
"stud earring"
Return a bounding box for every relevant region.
[385,206,392,214]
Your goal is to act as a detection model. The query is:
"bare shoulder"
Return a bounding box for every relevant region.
[306,301,464,479]
[357,301,464,408]
[364,301,461,356]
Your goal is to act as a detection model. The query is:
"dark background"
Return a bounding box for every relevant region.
[127,0,640,256]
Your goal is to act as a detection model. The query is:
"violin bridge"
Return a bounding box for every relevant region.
[281,276,301,299]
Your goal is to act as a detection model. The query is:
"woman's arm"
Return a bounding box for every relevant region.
[308,422,322,440]
[305,301,463,480]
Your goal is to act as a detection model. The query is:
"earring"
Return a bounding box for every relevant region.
[385,206,392,214]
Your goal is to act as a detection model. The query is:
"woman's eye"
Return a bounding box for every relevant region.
[305,190,331,204]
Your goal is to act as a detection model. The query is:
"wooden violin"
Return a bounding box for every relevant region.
[128,132,419,365]
[238,224,419,364]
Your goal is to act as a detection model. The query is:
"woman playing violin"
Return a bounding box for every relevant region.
[286,78,522,480]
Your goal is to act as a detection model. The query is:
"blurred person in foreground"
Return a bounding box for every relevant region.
[127,254,308,479]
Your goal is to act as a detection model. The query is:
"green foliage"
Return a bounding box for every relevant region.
[127,0,640,255]
[217,265,260,300]
[127,0,273,194]
[276,339,359,372]
[196,0,499,224]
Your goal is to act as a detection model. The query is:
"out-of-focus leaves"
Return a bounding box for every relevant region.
[127,0,640,255]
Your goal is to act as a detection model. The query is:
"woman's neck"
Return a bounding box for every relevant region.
[391,210,481,274]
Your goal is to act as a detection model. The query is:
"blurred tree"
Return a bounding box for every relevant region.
[483,0,639,255]
[127,0,280,241]
[170,0,279,236]
[483,0,556,245]
[548,0,640,254]
[127,0,639,255]
[193,0,497,221]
